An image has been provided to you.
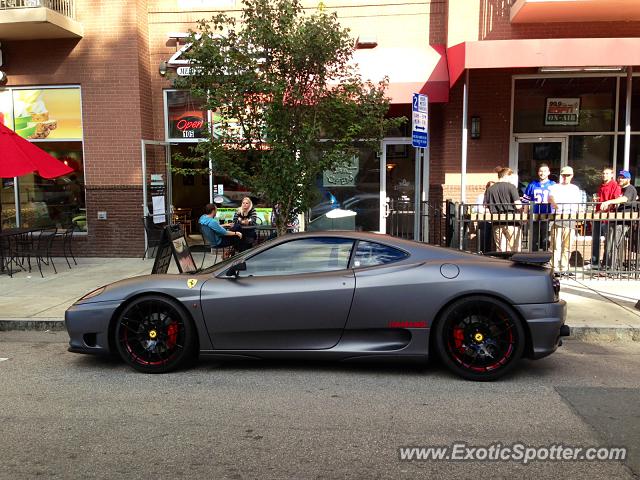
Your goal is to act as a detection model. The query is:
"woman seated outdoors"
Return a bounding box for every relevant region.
[198,203,242,249]
[230,197,258,252]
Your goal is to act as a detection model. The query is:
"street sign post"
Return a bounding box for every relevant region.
[412,93,428,148]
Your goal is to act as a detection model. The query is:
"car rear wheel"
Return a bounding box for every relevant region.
[434,296,525,381]
[114,295,196,373]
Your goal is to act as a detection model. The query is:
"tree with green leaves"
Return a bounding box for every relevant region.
[175,0,403,236]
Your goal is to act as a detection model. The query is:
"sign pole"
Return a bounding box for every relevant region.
[412,93,429,242]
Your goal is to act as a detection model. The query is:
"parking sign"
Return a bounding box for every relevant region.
[412,93,428,148]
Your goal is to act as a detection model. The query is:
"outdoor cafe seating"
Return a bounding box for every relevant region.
[0,225,63,278]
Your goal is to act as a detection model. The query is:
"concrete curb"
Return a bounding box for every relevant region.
[1,319,639,342]
[569,326,640,343]
[0,319,66,332]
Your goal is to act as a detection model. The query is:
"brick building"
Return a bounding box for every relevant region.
[1,0,639,255]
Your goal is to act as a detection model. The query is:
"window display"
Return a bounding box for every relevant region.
[514,78,615,133]
[17,142,86,229]
[0,86,85,230]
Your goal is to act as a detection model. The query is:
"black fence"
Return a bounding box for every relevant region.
[388,201,640,280]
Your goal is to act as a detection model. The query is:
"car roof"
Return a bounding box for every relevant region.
[274,230,424,251]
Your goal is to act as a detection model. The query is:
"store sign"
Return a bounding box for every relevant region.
[323,156,359,187]
[545,98,580,126]
[166,90,208,141]
[1,87,83,139]
[171,113,206,139]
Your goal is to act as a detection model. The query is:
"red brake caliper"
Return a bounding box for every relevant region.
[453,327,465,351]
[166,322,179,349]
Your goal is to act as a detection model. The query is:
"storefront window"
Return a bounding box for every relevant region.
[514,77,616,133]
[569,135,614,195]
[1,179,16,229]
[0,86,85,230]
[17,142,85,229]
[309,146,380,232]
[616,135,640,185]
[165,90,207,142]
[617,79,640,133]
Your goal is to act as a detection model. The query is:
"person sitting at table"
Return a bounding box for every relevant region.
[231,197,258,252]
[199,203,242,249]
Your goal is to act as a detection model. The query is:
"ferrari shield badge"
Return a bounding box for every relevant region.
[187,279,198,289]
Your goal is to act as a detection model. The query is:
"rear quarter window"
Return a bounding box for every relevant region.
[352,241,409,268]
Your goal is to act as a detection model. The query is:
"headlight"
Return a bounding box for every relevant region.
[78,286,106,302]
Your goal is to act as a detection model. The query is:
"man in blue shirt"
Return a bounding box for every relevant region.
[199,203,242,248]
[522,163,556,251]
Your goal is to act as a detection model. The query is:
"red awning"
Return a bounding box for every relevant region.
[447,37,640,87]
[353,44,449,103]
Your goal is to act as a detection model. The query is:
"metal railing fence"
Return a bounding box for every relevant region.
[0,0,75,19]
[407,201,640,280]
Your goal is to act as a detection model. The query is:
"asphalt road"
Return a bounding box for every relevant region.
[0,332,638,480]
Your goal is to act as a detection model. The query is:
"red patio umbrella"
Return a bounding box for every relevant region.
[0,122,73,229]
[0,122,73,179]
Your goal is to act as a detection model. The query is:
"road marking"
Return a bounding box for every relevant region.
[0,358,9,362]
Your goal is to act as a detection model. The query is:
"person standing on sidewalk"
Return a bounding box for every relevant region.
[549,166,582,275]
[484,167,522,252]
[600,170,639,272]
[522,163,555,251]
[591,167,621,269]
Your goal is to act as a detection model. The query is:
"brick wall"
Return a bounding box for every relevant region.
[479,2,640,41]
[434,69,514,203]
[3,0,151,256]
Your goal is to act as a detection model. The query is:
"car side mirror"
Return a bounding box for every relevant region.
[226,261,247,277]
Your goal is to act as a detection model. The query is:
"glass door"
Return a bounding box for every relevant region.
[515,137,567,193]
[380,140,417,238]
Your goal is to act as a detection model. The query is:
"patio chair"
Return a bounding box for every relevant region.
[27,228,58,278]
[190,223,230,270]
[3,229,39,277]
[58,224,77,269]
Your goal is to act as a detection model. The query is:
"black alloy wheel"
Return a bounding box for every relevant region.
[114,295,196,373]
[434,296,525,381]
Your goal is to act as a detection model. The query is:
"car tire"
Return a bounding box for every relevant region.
[434,296,525,381]
[114,295,196,373]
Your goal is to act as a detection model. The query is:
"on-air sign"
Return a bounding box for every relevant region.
[412,93,428,148]
[545,98,580,126]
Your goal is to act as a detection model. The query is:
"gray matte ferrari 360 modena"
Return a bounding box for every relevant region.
[65,232,569,381]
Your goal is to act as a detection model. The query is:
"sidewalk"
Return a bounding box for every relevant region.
[0,257,639,341]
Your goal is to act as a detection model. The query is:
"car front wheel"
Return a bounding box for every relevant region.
[114,295,196,373]
[435,296,525,381]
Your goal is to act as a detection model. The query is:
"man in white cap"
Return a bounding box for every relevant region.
[548,166,582,275]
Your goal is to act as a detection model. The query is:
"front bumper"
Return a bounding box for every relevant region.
[65,300,122,355]
[515,300,568,359]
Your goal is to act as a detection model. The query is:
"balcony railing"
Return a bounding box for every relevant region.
[0,0,75,20]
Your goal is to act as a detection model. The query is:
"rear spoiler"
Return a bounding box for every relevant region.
[483,251,551,266]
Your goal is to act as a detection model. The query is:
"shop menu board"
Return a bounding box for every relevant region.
[0,87,83,140]
[152,225,198,274]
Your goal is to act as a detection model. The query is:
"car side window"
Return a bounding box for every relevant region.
[352,241,408,268]
[242,238,354,277]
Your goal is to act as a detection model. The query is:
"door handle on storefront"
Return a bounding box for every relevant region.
[384,198,390,218]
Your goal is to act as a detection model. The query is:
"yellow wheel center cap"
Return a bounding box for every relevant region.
[474,333,484,342]
[149,330,157,339]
